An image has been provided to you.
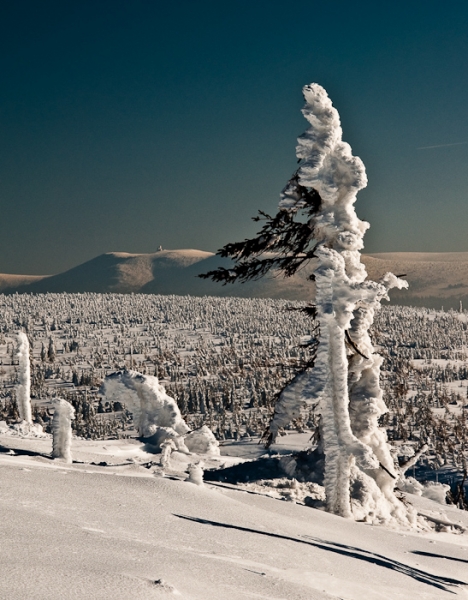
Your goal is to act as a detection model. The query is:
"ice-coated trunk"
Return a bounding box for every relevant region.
[318,316,352,517]
[16,332,32,424]
[52,399,75,463]
[314,252,378,517]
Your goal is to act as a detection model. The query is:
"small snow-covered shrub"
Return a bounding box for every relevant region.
[160,438,177,469]
[240,478,326,505]
[184,426,220,456]
[186,463,204,486]
[144,425,189,453]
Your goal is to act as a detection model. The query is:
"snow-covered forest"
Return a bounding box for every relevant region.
[0,292,466,496]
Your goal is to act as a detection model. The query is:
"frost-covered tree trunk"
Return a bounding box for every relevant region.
[52,399,75,463]
[16,332,32,424]
[310,249,382,517]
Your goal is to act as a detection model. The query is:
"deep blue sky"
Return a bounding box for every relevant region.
[2,1,468,274]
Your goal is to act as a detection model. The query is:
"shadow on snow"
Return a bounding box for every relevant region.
[174,514,466,594]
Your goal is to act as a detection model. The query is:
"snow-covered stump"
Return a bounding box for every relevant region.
[16,332,32,425]
[160,438,177,469]
[51,399,75,463]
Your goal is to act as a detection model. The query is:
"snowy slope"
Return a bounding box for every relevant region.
[1,433,467,600]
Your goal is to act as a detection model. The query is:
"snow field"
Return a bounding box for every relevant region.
[0,433,467,599]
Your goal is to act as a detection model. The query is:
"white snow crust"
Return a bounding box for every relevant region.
[0,431,467,600]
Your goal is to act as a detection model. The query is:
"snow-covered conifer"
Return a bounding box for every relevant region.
[52,399,75,463]
[16,332,32,424]
[47,337,56,362]
[184,425,220,455]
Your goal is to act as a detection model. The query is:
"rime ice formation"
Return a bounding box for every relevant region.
[184,426,220,456]
[186,462,205,486]
[101,371,189,453]
[52,399,75,463]
[101,370,190,440]
[101,372,222,458]
[270,84,411,523]
[16,332,32,424]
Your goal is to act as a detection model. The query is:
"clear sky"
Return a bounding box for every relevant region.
[1,0,468,274]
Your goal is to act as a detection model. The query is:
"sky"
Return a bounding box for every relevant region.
[1,0,468,274]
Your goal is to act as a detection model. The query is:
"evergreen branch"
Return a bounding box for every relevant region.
[199,177,322,285]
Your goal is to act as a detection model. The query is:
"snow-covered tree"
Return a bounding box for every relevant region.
[52,399,75,463]
[47,337,56,362]
[101,370,190,442]
[202,84,411,524]
[16,332,32,424]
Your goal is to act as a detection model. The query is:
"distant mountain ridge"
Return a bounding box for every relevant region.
[1,249,468,309]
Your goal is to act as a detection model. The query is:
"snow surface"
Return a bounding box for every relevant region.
[0,431,467,599]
